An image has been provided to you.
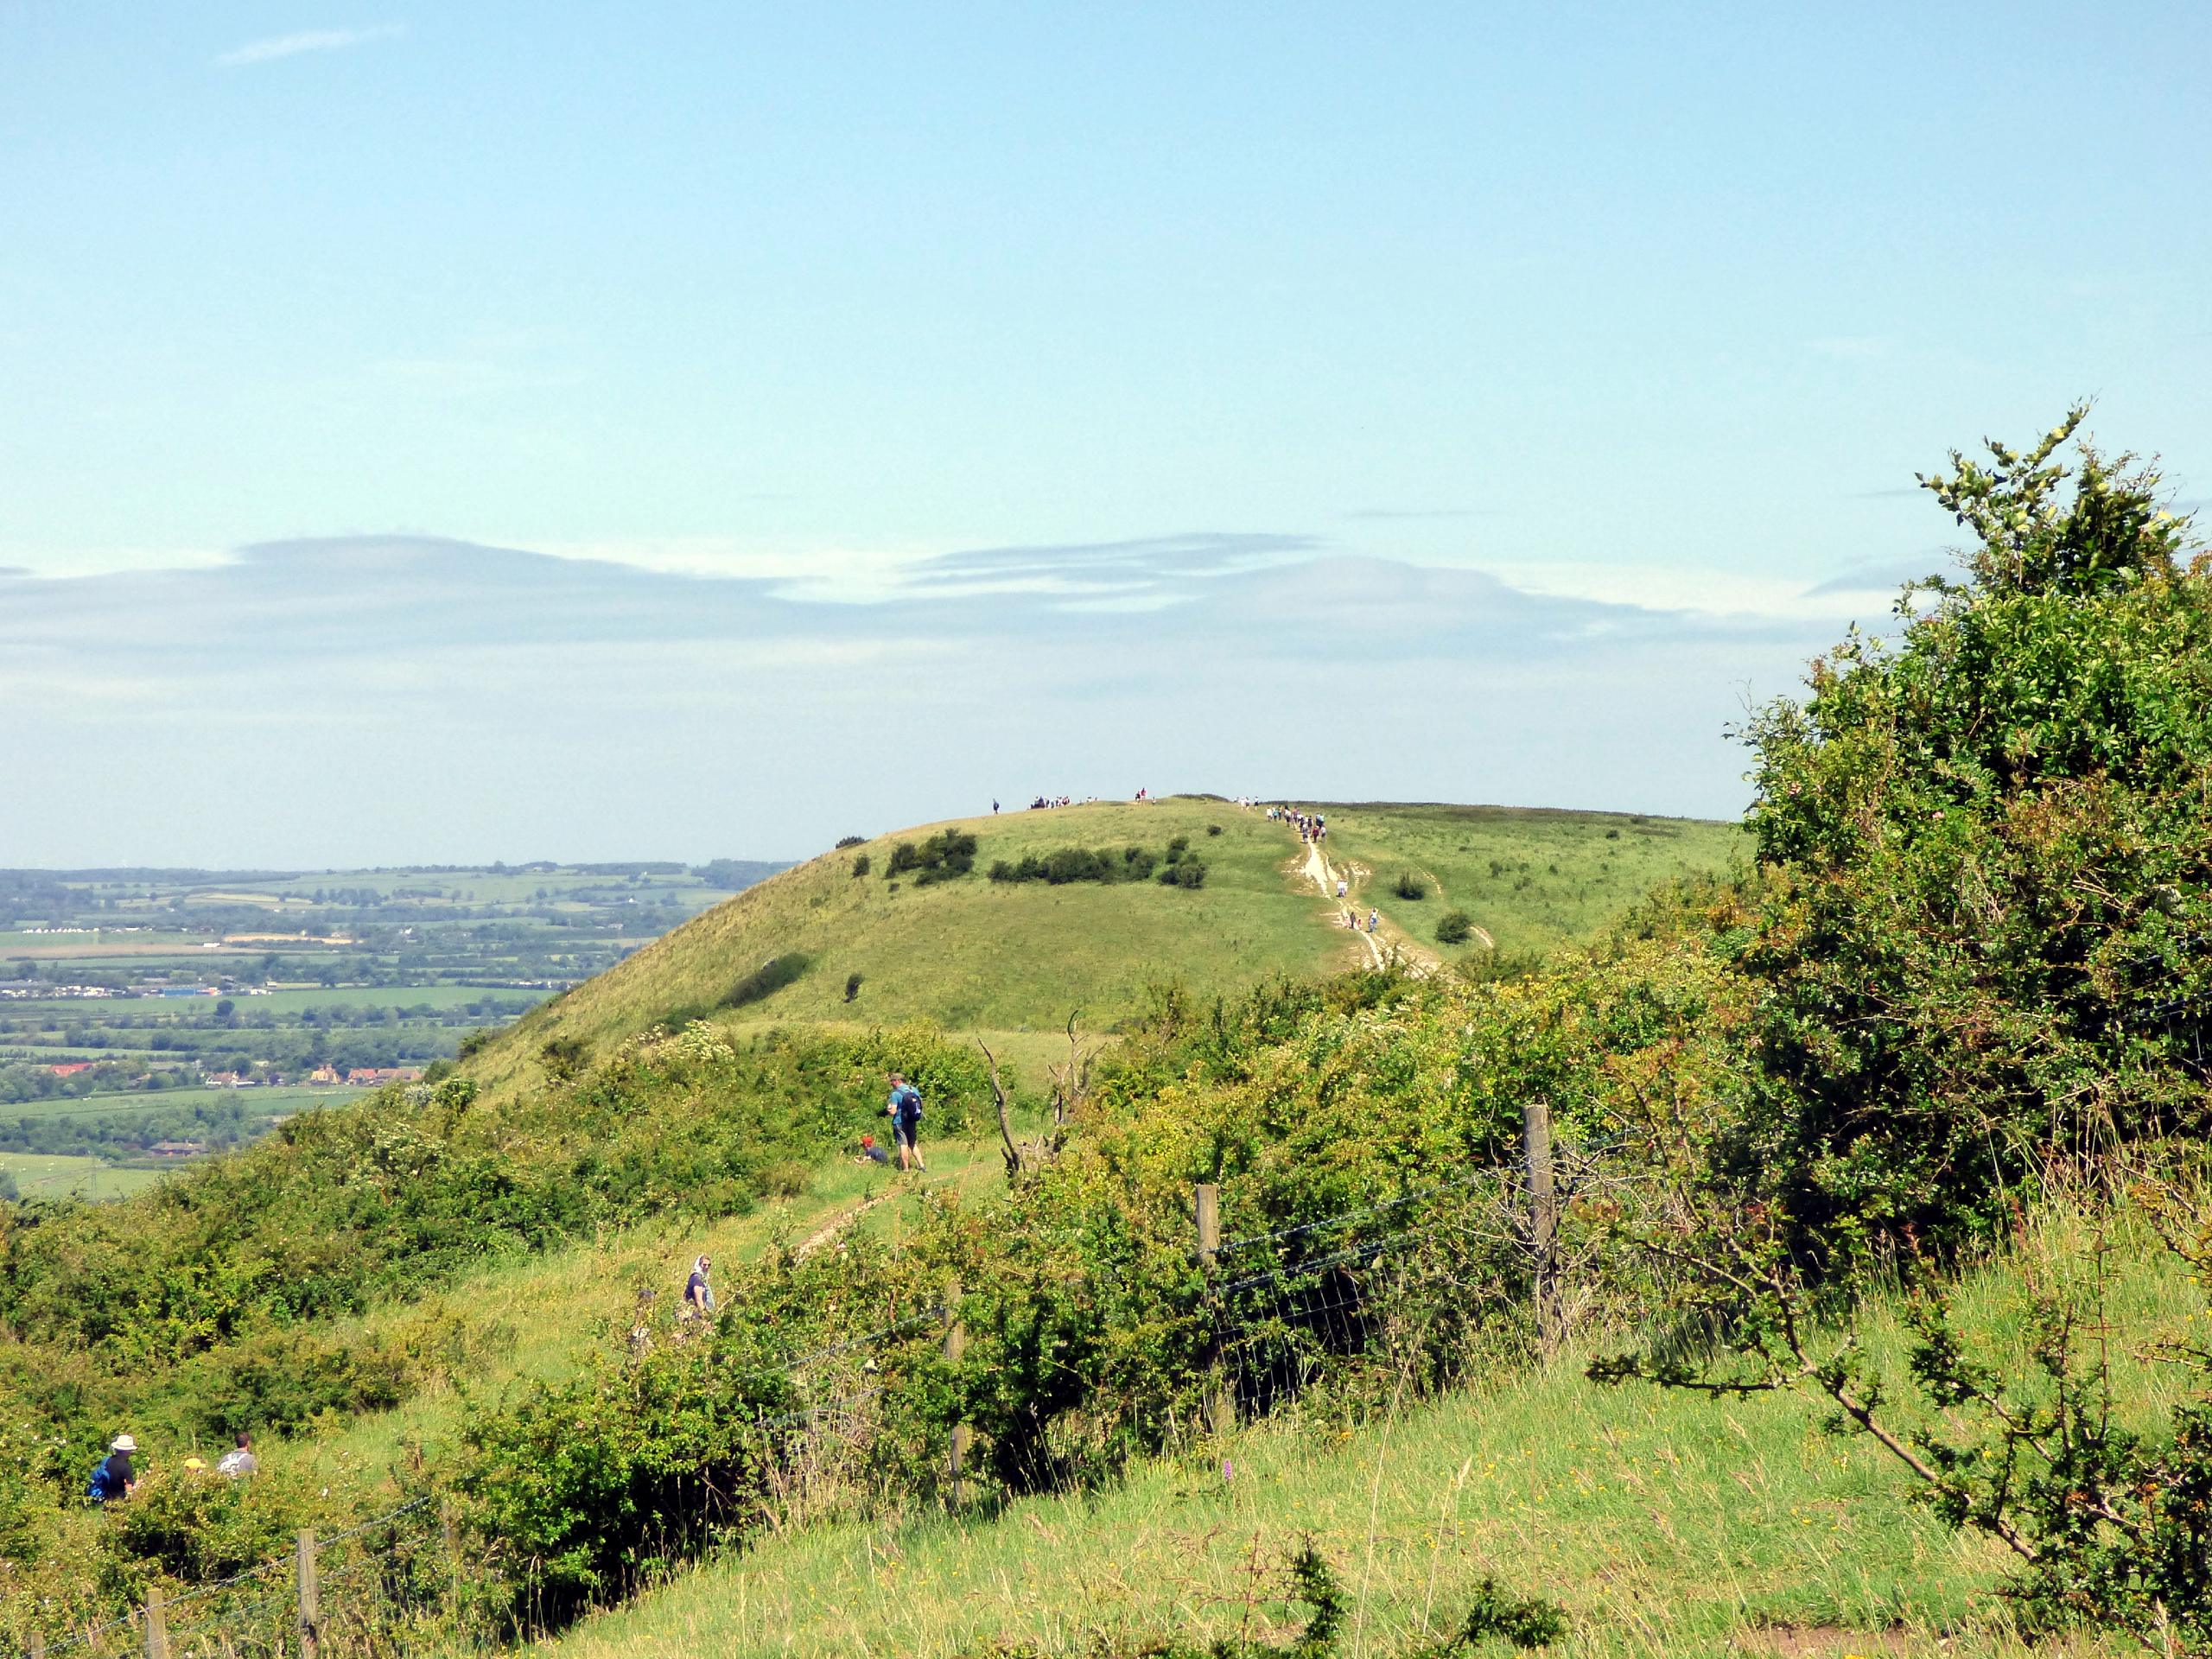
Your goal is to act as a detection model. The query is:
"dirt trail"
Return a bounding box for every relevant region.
[1297,836,1396,971]
[792,1191,893,1261]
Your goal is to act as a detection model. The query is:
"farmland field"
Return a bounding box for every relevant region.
[0,1150,164,1201]
[0,858,785,1190]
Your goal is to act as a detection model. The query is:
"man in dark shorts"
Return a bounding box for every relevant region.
[886,1071,925,1172]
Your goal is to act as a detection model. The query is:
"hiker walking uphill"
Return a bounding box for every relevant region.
[886,1071,925,1172]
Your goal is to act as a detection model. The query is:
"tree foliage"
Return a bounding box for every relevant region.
[1737,408,2212,1269]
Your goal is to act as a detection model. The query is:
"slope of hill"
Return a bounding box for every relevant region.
[466,798,1742,1102]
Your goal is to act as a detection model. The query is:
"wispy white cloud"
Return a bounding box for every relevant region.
[216,25,403,68]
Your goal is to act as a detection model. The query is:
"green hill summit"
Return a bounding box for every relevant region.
[465,797,1741,1099]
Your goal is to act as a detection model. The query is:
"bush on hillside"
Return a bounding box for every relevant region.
[850,853,871,877]
[723,952,813,1009]
[1392,872,1427,900]
[1736,409,2212,1269]
[459,1319,798,1633]
[835,835,865,849]
[1433,910,1472,945]
[989,845,1166,885]
[1157,857,1206,888]
[886,830,978,886]
[537,1035,590,1081]
[844,972,863,1002]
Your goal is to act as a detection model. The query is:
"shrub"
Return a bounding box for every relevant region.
[850,854,871,878]
[1391,872,1426,900]
[994,847,1184,886]
[1166,836,1191,861]
[1604,829,1619,840]
[835,835,865,849]
[1434,911,1472,945]
[1158,858,1206,889]
[723,953,813,1009]
[1736,408,2212,1268]
[1207,824,1223,836]
[844,972,863,1003]
[1044,848,1109,885]
[459,1320,798,1633]
[537,1036,590,1081]
[885,831,978,886]
[1444,1579,1570,1650]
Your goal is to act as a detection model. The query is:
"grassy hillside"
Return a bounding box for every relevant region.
[468,798,1742,1101]
[531,1197,2184,1658]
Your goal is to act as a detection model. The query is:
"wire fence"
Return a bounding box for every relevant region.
[12,1116,1630,1659]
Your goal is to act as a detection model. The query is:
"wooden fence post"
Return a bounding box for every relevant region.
[29,1630,45,1659]
[296,1529,319,1659]
[142,1587,168,1659]
[943,1284,970,1505]
[1196,1182,1235,1433]
[1524,1096,1562,1357]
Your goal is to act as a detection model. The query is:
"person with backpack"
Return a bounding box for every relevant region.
[86,1434,137,1503]
[886,1071,925,1172]
[217,1431,258,1479]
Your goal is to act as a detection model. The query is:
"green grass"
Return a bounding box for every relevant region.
[302,1139,1008,1481]
[469,799,1740,1103]
[1316,803,1747,959]
[0,1150,164,1199]
[528,1201,2183,1659]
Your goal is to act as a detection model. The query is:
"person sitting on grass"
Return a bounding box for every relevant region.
[856,1132,892,1165]
[886,1071,925,1173]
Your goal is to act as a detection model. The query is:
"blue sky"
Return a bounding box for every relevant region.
[3,3,2207,864]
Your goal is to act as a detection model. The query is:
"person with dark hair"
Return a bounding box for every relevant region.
[218,1431,257,1479]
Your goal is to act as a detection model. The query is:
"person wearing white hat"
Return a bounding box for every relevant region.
[86,1435,137,1503]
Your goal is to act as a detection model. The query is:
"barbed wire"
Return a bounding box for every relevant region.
[315,1494,435,1550]
[786,1307,946,1371]
[1211,1166,1503,1255]
[1210,1136,1626,1257]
